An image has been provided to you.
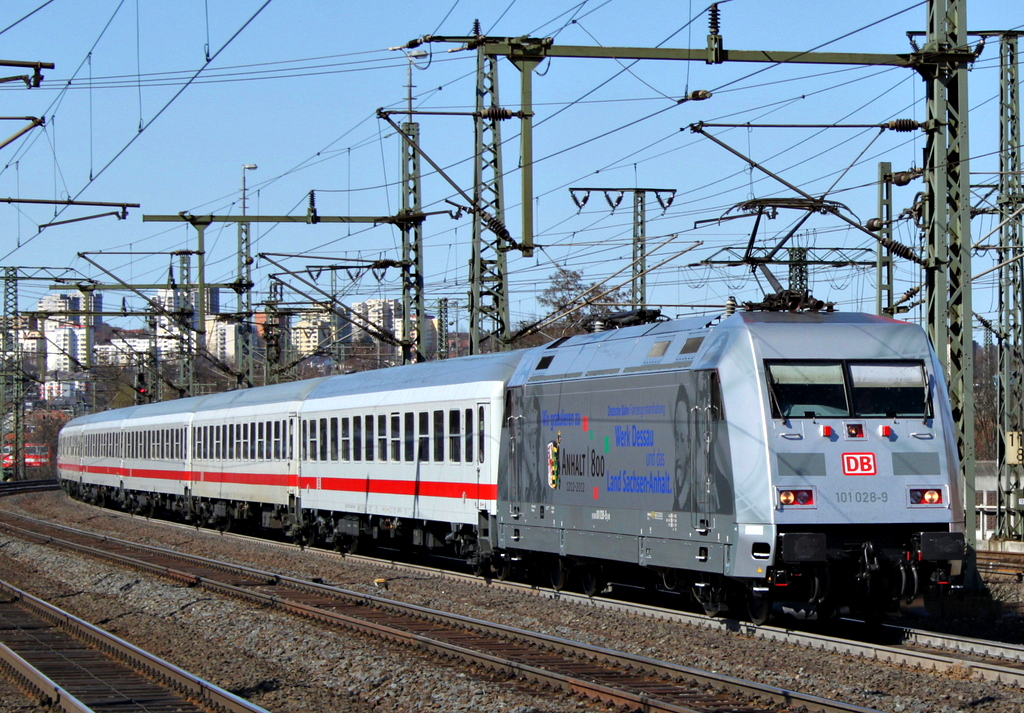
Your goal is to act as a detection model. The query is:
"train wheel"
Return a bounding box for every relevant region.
[345,535,362,555]
[493,556,512,581]
[747,590,771,625]
[293,528,315,549]
[580,564,606,597]
[693,577,727,617]
[549,557,570,591]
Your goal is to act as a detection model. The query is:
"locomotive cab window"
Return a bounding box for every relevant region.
[849,362,929,418]
[765,360,929,419]
[766,362,848,418]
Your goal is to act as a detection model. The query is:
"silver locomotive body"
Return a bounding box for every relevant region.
[498,311,964,615]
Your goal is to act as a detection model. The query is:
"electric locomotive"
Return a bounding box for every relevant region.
[498,309,965,620]
[57,308,965,621]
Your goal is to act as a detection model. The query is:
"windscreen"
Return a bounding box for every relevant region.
[766,360,928,419]
[849,362,928,418]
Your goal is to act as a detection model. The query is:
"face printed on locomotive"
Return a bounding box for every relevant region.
[521,393,554,504]
[672,382,694,512]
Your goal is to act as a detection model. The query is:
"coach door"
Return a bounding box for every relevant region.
[288,413,300,497]
[690,370,721,533]
[506,388,524,516]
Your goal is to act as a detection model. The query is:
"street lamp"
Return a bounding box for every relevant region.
[241,163,257,216]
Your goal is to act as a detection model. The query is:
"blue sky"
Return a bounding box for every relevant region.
[1,1,1020,338]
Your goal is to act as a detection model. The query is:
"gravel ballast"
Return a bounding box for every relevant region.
[2,491,1024,713]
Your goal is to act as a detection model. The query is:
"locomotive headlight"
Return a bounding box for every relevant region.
[909,488,943,505]
[779,490,795,505]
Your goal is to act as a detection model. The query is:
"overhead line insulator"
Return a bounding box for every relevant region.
[886,119,921,132]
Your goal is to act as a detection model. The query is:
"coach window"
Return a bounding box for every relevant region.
[341,417,351,461]
[365,414,375,461]
[433,410,445,462]
[302,420,311,461]
[254,422,262,460]
[404,412,414,461]
[478,406,485,463]
[319,418,329,462]
[449,410,461,463]
[390,414,401,462]
[228,425,236,460]
[417,411,430,463]
[377,416,387,461]
[465,408,473,463]
[330,417,339,461]
[353,416,362,461]
[287,420,294,460]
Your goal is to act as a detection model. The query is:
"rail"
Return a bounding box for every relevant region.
[0,579,271,713]
[0,510,882,713]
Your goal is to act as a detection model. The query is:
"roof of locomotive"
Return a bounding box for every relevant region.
[506,310,933,387]
[732,310,934,361]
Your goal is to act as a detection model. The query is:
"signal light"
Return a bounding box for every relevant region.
[909,488,943,505]
[880,425,892,437]
[820,425,832,437]
[778,489,814,507]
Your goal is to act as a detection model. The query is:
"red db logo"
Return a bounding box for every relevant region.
[842,453,876,476]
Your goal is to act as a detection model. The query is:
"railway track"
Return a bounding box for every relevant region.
[977,550,1024,580]
[0,509,882,713]
[16,500,1024,687]
[0,478,59,497]
[151,516,1024,680]
[0,578,269,713]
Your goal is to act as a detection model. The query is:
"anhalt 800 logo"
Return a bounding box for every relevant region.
[842,453,877,476]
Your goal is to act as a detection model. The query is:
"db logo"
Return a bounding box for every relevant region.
[842,453,877,476]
